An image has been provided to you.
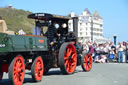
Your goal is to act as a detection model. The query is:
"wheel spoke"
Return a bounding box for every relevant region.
[66,48,70,57]
[67,48,72,56]
[71,62,76,70]
[69,48,72,56]
[70,53,77,70]
[65,60,68,66]
[71,53,76,62]
[19,62,22,68]
[84,57,87,63]
[86,55,90,61]
[86,63,89,70]
[39,71,43,76]
[66,63,70,72]
[88,64,91,69]
[64,56,68,60]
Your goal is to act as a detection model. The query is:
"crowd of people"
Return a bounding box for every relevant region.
[82,41,128,63]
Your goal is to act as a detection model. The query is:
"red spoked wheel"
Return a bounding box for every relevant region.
[81,53,92,72]
[31,56,44,82]
[9,55,25,85]
[59,43,77,74]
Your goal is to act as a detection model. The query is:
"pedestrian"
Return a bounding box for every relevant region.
[33,21,42,36]
[83,43,89,53]
[126,41,128,63]
[108,42,116,62]
[88,43,94,56]
[95,44,106,63]
[122,41,127,62]
[116,42,125,63]
[92,41,98,61]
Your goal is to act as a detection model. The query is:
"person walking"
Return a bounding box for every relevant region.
[88,43,94,56]
[122,41,127,63]
[126,41,128,63]
[116,42,125,63]
[108,42,116,62]
[92,41,98,61]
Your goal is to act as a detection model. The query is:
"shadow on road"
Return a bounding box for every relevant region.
[44,69,83,76]
[0,72,35,85]
[26,69,83,76]
[0,78,35,85]
[0,79,11,85]
[26,70,63,76]
[0,69,84,85]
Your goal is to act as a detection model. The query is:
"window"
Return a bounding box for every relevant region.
[42,26,48,34]
[80,23,82,26]
[100,24,102,27]
[100,34,103,36]
[94,28,95,31]
[68,23,71,26]
[80,28,82,31]
[100,29,102,32]
[86,28,88,31]
[97,33,99,36]
[93,33,95,36]
[80,32,82,35]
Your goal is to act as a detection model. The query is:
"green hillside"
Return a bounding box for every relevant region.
[0,8,35,34]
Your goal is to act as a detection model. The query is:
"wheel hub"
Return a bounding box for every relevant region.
[87,61,90,64]
[21,69,23,72]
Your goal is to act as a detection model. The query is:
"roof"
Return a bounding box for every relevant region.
[28,13,72,20]
[93,11,102,19]
[84,8,91,14]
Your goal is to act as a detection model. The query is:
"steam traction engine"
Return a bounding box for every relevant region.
[0,13,92,85]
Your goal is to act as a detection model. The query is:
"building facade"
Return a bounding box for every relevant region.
[68,8,110,44]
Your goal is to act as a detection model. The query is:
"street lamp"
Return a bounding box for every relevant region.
[113,34,117,45]
[91,15,93,43]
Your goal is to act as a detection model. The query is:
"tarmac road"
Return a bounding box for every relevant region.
[0,63,128,85]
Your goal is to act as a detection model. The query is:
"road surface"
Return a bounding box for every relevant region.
[0,63,128,85]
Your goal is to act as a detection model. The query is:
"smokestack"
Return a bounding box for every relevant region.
[73,17,78,38]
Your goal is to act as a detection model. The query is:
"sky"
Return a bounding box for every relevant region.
[0,0,128,42]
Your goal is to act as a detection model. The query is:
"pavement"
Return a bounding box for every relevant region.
[0,63,128,85]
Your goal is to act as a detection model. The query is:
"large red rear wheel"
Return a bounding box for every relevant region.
[81,53,92,71]
[59,43,77,74]
[31,56,44,82]
[9,55,25,85]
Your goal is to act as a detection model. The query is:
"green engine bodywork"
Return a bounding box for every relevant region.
[0,33,48,53]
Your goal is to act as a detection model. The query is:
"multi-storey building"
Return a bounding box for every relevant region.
[68,8,110,44]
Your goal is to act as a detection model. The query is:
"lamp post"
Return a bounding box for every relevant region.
[91,15,93,43]
[113,34,117,45]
